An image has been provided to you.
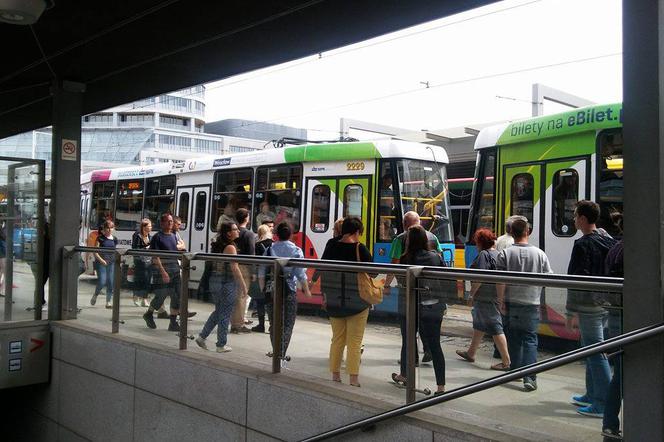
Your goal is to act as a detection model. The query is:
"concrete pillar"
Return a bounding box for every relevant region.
[48,80,85,321]
[622,1,664,440]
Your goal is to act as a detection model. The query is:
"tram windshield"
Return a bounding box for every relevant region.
[396,159,453,243]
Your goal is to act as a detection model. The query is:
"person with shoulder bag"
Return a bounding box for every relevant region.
[391,225,447,395]
[321,217,373,387]
[250,224,273,333]
[131,218,153,307]
[91,220,118,309]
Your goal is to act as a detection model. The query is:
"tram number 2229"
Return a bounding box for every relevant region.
[346,162,365,171]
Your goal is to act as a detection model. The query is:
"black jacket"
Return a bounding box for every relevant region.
[566,231,617,313]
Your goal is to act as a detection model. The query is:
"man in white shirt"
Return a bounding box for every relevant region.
[496,215,528,252]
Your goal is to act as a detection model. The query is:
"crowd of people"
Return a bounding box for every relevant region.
[86,199,623,439]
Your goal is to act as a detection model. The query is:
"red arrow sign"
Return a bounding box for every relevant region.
[30,338,45,352]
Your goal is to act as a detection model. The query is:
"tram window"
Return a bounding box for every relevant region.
[90,181,115,229]
[254,165,302,232]
[177,192,190,230]
[510,173,534,226]
[471,150,496,239]
[378,161,398,242]
[343,184,363,219]
[194,191,206,231]
[552,169,578,237]
[397,159,453,243]
[115,179,144,231]
[598,130,624,237]
[310,185,330,233]
[144,175,175,226]
[211,168,252,231]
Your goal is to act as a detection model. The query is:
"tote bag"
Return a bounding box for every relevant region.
[355,243,383,305]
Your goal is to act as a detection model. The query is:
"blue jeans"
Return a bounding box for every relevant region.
[505,304,539,382]
[95,262,115,303]
[578,311,611,412]
[200,276,236,348]
[603,310,622,430]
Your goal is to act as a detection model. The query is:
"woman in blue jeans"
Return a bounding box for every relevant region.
[195,222,247,353]
[91,220,118,309]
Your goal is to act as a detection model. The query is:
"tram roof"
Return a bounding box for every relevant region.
[81,140,448,183]
[474,103,623,150]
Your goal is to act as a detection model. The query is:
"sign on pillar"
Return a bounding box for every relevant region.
[61,139,77,161]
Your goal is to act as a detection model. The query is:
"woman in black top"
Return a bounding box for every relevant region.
[322,217,372,387]
[392,225,447,394]
[455,228,511,371]
[131,218,152,307]
[91,220,118,309]
[250,224,273,333]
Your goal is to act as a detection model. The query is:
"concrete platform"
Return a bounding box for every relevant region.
[57,273,611,442]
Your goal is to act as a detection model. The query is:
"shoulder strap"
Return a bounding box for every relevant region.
[355,242,361,262]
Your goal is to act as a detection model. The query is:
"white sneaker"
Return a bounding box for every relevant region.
[216,345,232,353]
[105,302,112,309]
[195,336,208,350]
[133,298,141,307]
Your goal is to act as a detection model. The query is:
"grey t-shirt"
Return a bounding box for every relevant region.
[495,243,553,305]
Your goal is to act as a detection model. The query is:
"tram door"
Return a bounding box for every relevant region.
[304,176,371,259]
[504,164,542,248]
[543,159,588,274]
[176,185,211,252]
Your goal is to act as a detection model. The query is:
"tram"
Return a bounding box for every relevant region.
[465,103,624,338]
[80,140,456,314]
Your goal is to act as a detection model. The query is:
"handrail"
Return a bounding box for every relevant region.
[70,245,623,291]
[301,322,664,442]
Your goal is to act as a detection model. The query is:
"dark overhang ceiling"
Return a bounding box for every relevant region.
[0,0,498,139]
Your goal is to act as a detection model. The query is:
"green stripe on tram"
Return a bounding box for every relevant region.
[284,142,381,163]
[497,103,623,146]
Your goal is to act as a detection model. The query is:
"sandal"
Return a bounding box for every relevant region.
[391,372,407,386]
[455,350,475,363]
[350,383,361,388]
[490,362,510,371]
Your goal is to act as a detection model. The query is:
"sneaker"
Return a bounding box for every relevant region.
[577,405,603,418]
[422,351,432,363]
[187,311,197,318]
[601,428,622,440]
[142,298,150,307]
[251,324,265,333]
[105,302,112,309]
[523,378,538,392]
[143,312,156,329]
[157,311,169,319]
[236,326,251,333]
[572,394,591,407]
[168,321,181,332]
[195,336,208,350]
[216,345,232,353]
[90,294,98,306]
[133,298,141,307]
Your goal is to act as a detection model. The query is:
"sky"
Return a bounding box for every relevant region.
[204,0,622,140]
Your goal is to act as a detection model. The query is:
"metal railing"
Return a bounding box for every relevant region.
[64,245,624,393]
[302,321,664,441]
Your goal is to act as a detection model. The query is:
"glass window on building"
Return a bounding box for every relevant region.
[598,130,624,237]
[397,159,453,243]
[91,181,116,229]
[211,168,253,231]
[310,185,331,233]
[115,179,144,230]
[144,175,176,226]
[377,160,398,242]
[254,165,302,232]
[552,169,579,236]
[511,173,534,227]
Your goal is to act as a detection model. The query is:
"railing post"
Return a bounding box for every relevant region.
[60,246,76,320]
[111,249,124,333]
[272,259,286,374]
[179,253,192,350]
[405,266,424,404]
